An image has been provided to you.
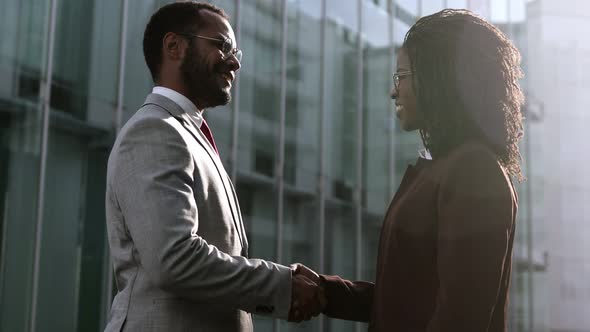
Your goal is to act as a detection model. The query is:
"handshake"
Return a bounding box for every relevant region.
[288,263,326,323]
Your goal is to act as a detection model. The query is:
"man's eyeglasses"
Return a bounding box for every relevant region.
[179,33,242,62]
[392,70,413,90]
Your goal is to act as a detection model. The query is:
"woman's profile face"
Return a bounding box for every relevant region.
[391,48,419,131]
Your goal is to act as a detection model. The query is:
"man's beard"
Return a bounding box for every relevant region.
[180,47,231,108]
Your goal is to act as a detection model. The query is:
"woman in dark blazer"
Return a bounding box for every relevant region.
[295,9,524,332]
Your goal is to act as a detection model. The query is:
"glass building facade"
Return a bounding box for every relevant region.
[1,0,576,332]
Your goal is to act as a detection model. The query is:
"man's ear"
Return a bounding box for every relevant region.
[162,32,186,61]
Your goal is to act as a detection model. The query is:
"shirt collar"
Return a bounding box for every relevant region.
[152,86,203,127]
[418,147,432,160]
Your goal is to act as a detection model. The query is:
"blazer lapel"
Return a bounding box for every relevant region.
[143,94,218,157]
[226,174,249,257]
[142,93,246,253]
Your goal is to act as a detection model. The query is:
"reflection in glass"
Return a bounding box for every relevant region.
[32,0,123,330]
[361,0,392,306]
[122,0,160,123]
[0,0,48,331]
[238,1,282,330]
[279,1,322,331]
[324,0,359,331]
[0,1,558,331]
[36,131,89,331]
[325,204,356,332]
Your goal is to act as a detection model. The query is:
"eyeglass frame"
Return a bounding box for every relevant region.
[392,70,413,90]
[178,33,242,62]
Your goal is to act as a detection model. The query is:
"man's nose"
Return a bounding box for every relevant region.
[227,54,241,71]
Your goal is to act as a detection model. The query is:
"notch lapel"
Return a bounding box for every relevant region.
[141,94,246,253]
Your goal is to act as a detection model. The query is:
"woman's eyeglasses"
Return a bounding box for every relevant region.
[392,70,413,90]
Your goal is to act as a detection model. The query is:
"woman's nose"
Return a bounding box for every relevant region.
[390,86,398,99]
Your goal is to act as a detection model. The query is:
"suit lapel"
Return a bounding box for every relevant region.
[225,174,249,257]
[142,94,246,253]
[144,94,218,157]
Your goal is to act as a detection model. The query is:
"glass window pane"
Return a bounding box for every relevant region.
[420,0,445,16]
[279,1,322,331]
[446,0,468,9]
[237,0,282,178]
[36,131,88,331]
[469,0,491,20]
[361,0,391,283]
[397,0,419,16]
[122,0,160,124]
[34,0,122,330]
[50,0,120,124]
[324,0,359,330]
[86,0,123,129]
[0,1,48,331]
[238,183,277,331]
[325,204,356,332]
[0,0,48,104]
[238,1,282,330]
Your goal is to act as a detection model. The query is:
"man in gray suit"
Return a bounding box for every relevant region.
[104,2,324,331]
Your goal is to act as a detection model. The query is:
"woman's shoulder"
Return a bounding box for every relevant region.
[435,141,500,174]
[446,141,498,165]
[437,141,509,191]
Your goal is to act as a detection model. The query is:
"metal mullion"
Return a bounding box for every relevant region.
[417,0,422,17]
[355,1,364,331]
[318,0,327,331]
[0,195,9,319]
[274,0,288,331]
[30,0,58,330]
[507,0,534,328]
[389,0,396,199]
[101,0,129,327]
[525,98,535,330]
[231,0,241,183]
[115,0,128,134]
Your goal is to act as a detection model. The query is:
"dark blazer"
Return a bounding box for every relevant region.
[321,142,518,332]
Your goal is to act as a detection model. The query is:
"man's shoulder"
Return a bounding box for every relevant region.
[107,100,189,181]
[119,101,177,135]
[133,99,171,121]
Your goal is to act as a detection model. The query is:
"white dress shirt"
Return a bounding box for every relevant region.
[152,86,204,128]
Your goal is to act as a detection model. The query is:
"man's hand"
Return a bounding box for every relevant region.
[288,264,327,323]
[291,263,321,285]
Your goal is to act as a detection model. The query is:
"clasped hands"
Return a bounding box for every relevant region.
[288,263,326,322]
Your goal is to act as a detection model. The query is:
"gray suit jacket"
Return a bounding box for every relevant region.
[104,93,292,332]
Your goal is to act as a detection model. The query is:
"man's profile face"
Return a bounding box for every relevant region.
[181,10,240,109]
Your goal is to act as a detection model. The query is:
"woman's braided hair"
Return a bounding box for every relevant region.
[403,9,525,181]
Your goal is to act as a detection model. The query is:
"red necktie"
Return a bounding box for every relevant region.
[200,118,219,155]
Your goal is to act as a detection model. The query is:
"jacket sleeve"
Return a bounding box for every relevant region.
[426,146,516,331]
[109,115,292,319]
[319,274,374,322]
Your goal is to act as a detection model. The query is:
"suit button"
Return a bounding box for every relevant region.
[255,305,275,314]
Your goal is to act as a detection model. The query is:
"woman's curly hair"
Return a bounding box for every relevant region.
[403,9,525,181]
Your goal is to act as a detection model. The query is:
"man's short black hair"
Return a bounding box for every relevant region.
[143,1,228,82]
